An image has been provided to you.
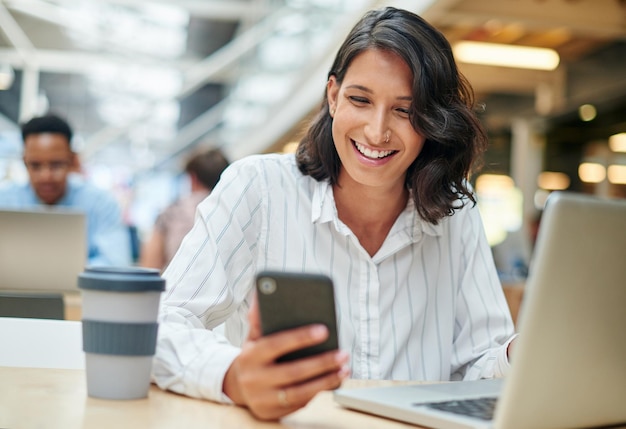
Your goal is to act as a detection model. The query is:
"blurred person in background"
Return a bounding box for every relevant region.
[0,113,131,267]
[139,148,230,271]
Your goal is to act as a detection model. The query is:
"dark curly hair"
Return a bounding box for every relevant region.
[21,114,73,147]
[296,6,487,224]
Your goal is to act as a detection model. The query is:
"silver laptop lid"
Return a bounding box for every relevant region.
[0,208,86,293]
[495,192,626,429]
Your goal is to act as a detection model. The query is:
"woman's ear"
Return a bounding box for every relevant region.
[327,76,339,116]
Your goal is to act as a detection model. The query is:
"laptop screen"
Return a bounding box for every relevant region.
[0,208,86,293]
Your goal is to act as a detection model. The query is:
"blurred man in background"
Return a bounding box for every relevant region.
[0,113,131,267]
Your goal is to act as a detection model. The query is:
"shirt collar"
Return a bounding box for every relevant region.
[311,179,334,224]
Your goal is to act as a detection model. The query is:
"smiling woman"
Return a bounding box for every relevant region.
[152,5,516,423]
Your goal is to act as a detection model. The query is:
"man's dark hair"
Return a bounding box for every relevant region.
[21,114,73,146]
[296,6,487,224]
[185,148,230,190]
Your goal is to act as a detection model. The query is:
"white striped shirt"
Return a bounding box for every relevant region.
[152,153,515,402]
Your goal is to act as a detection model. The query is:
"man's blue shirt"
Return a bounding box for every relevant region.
[0,178,131,267]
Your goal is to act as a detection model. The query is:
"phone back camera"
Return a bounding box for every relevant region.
[258,277,277,294]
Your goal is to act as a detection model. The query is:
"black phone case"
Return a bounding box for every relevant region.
[255,271,339,362]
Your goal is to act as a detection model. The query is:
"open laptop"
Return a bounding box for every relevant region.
[0,208,86,293]
[334,192,626,429]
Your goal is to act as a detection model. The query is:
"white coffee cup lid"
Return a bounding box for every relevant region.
[78,266,165,292]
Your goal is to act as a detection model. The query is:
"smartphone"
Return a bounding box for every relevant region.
[255,270,339,362]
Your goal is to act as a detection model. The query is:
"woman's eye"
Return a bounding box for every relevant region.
[396,108,410,116]
[349,96,369,104]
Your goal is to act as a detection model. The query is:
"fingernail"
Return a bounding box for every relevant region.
[339,366,351,379]
[310,324,328,339]
[335,350,349,364]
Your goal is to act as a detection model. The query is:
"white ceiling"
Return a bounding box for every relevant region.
[1,0,625,180]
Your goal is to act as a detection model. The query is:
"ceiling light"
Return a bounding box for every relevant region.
[537,171,570,190]
[607,165,626,184]
[578,162,606,183]
[475,174,514,193]
[578,104,597,122]
[453,41,560,70]
[609,133,626,152]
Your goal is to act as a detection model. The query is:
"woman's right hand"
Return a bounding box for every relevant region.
[222,298,350,421]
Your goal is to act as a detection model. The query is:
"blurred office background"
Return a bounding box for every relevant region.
[1,0,625,269]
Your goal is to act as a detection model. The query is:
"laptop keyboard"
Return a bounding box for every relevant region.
[418,397,498,421]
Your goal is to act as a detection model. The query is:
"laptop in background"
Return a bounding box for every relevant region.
[334,192,626,429]
[0,208,86,293]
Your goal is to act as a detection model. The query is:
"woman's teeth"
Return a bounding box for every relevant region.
[354,141,395,159]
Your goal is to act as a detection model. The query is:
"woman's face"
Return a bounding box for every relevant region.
[327,48,425,193]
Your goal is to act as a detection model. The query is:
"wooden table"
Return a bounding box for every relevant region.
[0,367,421,429]
[64,292,82,321]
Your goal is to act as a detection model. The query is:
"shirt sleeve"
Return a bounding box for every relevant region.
[151,158,267,402]
[449,202,517,380]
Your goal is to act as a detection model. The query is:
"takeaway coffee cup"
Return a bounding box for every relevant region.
[78,266,165,400]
